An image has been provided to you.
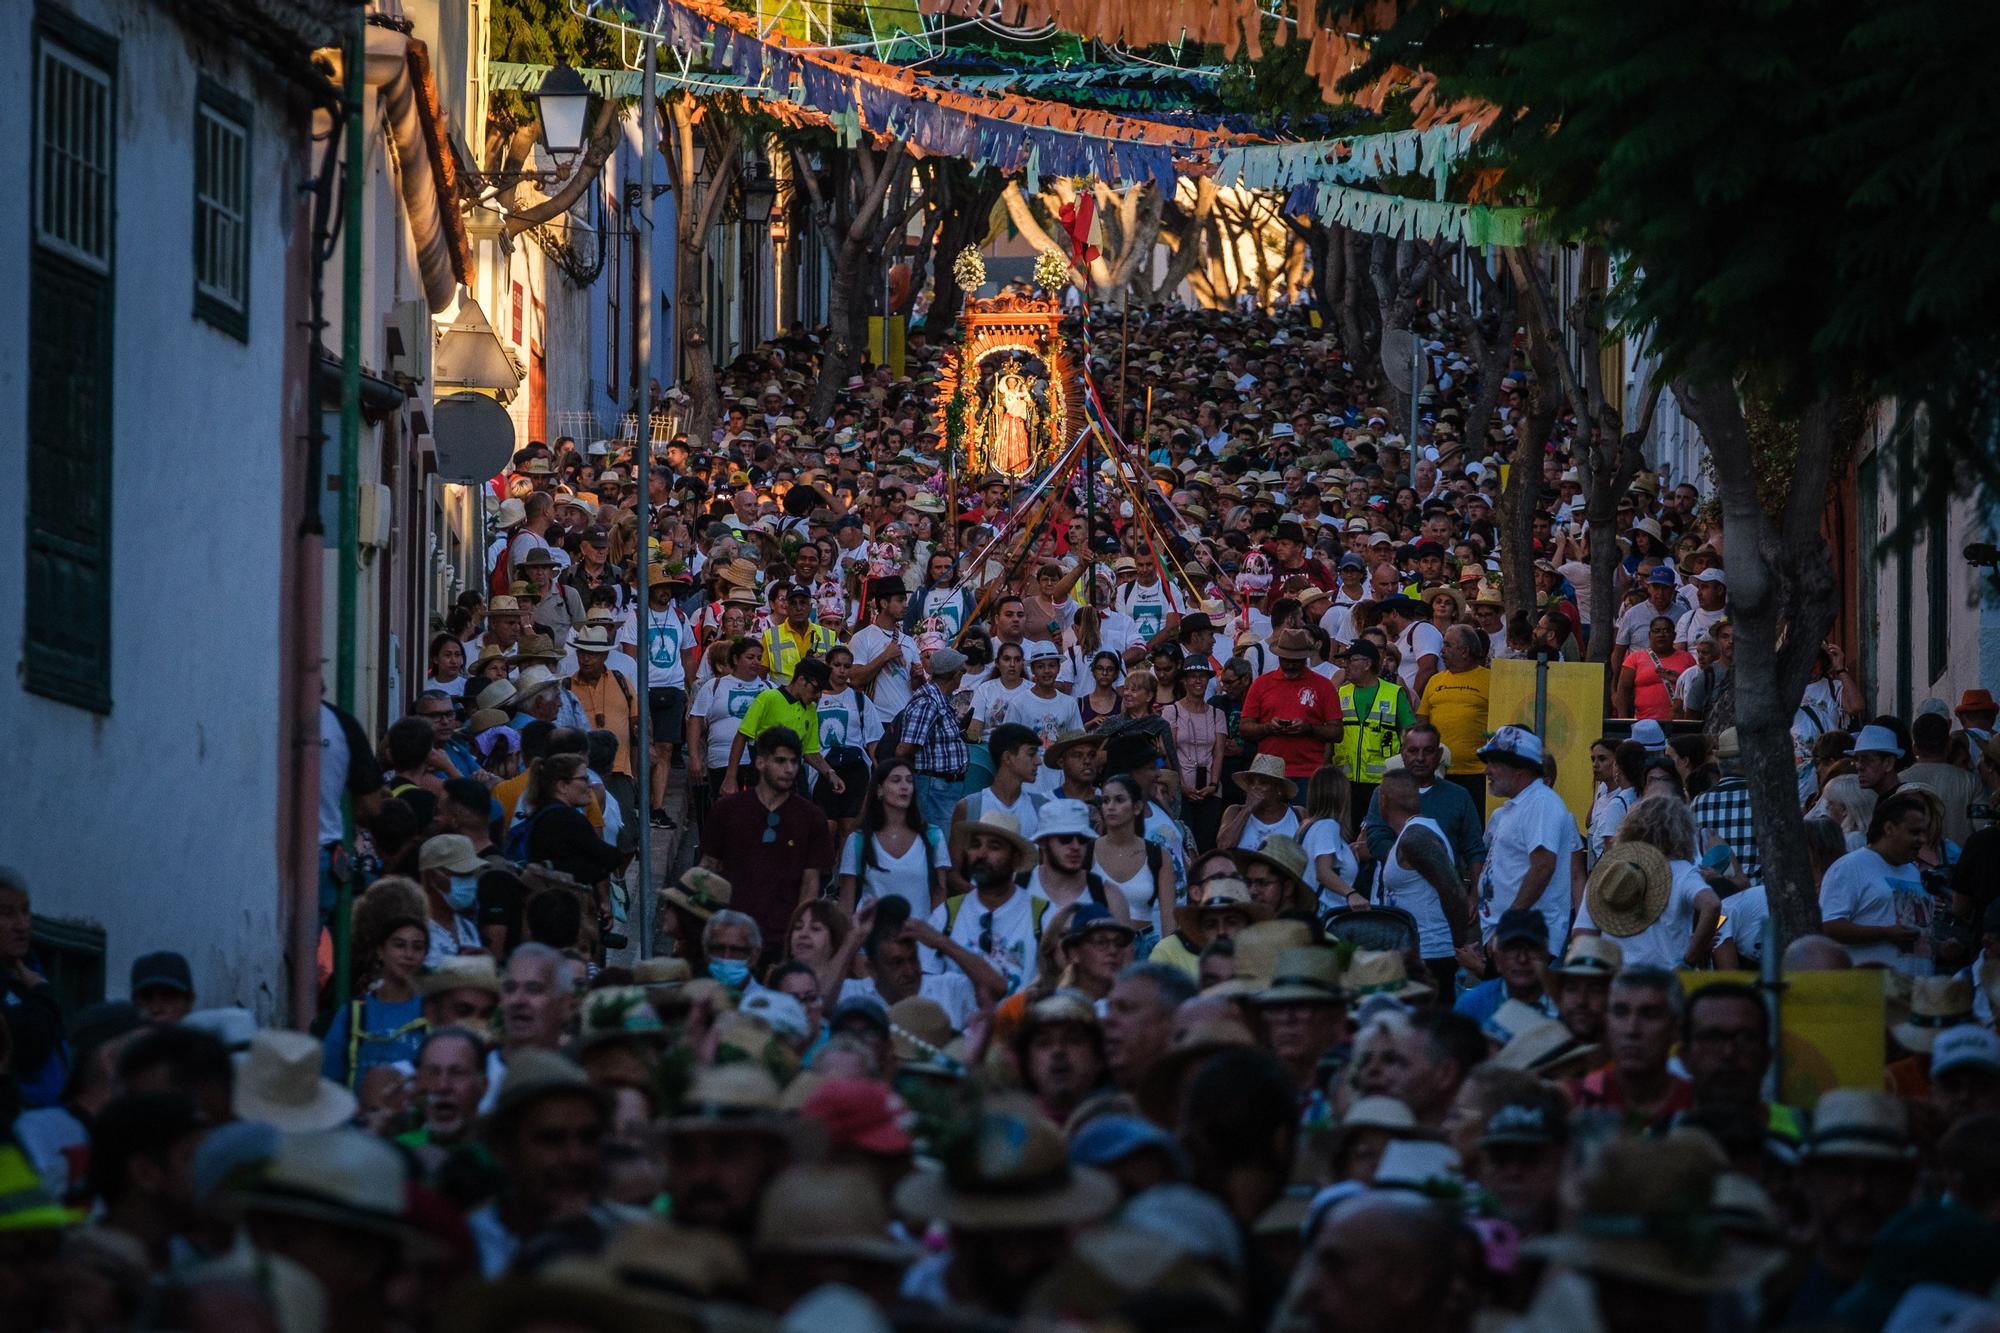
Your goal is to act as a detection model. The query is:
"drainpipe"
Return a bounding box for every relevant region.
[333,5,366,1009]
[633,36,655,957]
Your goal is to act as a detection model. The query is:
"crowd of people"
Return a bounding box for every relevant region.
[6,296,2000,1331]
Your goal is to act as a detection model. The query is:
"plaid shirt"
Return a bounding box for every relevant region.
[900,681,968,777]
[1691,777,1760,884]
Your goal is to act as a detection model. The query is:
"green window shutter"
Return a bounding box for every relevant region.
[193,77,251,340]
[26,9,116,713]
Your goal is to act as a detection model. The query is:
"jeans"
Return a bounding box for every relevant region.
[915,775,965,833]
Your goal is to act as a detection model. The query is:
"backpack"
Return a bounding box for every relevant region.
[943,892,1053,939]
[502,806,554,863]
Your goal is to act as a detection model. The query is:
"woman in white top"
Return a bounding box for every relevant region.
[1094,774,1175,939]
[1587,737,1644,863]
[1218,756,1301,851]
[1573,796,1722,970]
[834,758,950,919]
[424,633,469,700]
[1295,765,1359,913]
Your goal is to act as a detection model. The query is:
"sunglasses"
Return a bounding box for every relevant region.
[978,910,994,955]
[761,809,782,844]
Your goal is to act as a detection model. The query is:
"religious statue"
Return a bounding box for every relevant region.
[985,359,1039,477]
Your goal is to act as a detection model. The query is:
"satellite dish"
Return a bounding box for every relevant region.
[432,392,517,484]
[1380,329,1421,394]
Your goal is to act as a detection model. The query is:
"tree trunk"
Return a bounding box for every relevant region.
[1503,294,1564,620]
[665,103,740,446]
[1676,376,1846,950]
[1153,177,1217,305]
[805,141,917,422]
[922,170,1001,335]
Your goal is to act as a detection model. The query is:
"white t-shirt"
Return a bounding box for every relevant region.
[1675,604,1725,649]
[1380,815,1456,959]
[1395,621,1444,691]
[1478,779,1583,949]
[424,675,467,699]
[964,786,1043,843]
[1301,817,1360,912]
[618,605,690,688]
[692,675,768,768]
[924,889,1049,996]
[918,585,974,637]
[843,972,979,1033]
[1717,884,1771,965]
[1117,581,1174,644]
[839,827,948,918]
[1234,806,1301,851]
[816,687,883,756]
[971,677,1029,730]
[1616,600,1666,651]
[1006,688,1084,794]
[1588,785,1636,862]
[1573,858,1708,970]
[1319,603,1357,647]
[850,623,919,720]
[1818,846,1933,973]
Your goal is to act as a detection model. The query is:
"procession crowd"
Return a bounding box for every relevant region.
[6,295,2000,1332]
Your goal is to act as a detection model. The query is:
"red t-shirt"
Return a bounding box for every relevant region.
[700,791,835,953]
[1568,1064,1694,1132]
[1240,669,1340,777]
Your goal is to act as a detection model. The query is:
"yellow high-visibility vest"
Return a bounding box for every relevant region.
[1335,680,1408,783]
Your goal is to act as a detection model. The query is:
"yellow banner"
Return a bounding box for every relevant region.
[1685,970,1886,1107]
[867,316,908,379]
[1485,658,1604,826]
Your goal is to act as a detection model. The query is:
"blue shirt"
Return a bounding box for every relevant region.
[322,992,426,1087]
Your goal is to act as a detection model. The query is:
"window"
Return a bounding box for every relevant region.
[26,8,117,713]
[193,79,250,338]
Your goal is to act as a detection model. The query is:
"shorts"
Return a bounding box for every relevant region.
[648,687,687,745]
[812,757,871,821]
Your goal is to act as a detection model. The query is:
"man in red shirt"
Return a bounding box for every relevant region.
[1569,965,1694,1132]
[1238,627,1342,780]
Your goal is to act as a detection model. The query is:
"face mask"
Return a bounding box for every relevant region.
[708,959,750,988]
[447,875,480,912]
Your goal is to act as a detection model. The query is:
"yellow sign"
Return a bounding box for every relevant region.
[1485,658,1605,826]
[1684,970,1886,1108]
[867,316,908,380]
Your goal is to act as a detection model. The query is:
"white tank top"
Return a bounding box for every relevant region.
[1381,815,1456,959]
[1234,806,1301,851]
[969,786,1042,842]
[1094,841,1159,930]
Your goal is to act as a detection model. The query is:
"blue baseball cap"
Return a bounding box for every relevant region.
[1065,903,1136,944]
[1647,566,1678,588]
[1069,1115,1184,1169]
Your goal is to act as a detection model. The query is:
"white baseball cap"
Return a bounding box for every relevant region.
[1025,640,1060,664]
[1931,1025,2000,1078]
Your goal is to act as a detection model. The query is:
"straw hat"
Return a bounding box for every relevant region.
[1250,947,1348,1007]
[947,808,1038,876]
[718,558,760,590]
[569,625,616,655]
[1189,878,1275,933]
[1231,834,1313,908]
[1042,728,1106,769]
[1891,975,1974,1054]
[663,1063,793,1139]
[1585,843,1673,937]
[1523,1135,1782,1295]
[894,1095,1118,1231]
[888,997,962,1074]
[228,1128,434,1252]
[1802,1090,1915,1162]
[414,953,500,998]
[578,986,668,1052]
[662,867,732,920]
[752,1164,921,1265]
[1135,1020,1260,1125]
[1548,935,1624,979]
[1232,752,1299,800]
[1342,949,1433,1001]
[482,1050,609,1140]
[232,1030,357,1132]
[1490,1016,1600,1076]
[494,498,527,529]
[511,633,562,665]
[502,664,562,712]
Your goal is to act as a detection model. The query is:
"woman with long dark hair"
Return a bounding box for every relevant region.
[834,757,948,918]
[424,632,468,700]
[1587,737,1646,863]
[1079,650,1125,730]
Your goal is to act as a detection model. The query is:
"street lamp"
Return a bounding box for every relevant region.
[533,61,591,162]
[739,158,778,223]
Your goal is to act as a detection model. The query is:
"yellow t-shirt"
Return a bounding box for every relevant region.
[1420,666,1491,774]
[739,686,821,757]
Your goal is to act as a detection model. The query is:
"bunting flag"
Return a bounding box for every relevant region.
[1210,124,1480,200]
[1307,181,1533,248]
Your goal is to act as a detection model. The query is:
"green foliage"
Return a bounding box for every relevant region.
[487,0,622,138]
[1353,0,2000,428]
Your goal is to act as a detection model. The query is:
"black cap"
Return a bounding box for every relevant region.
[1495,909,1549,952]
[1273,520,1307,544]
[1414,541,1447,559]
[1177,613,1216,639]
[581,525,611,545]
[130,951,193,996]
[1343,639,1381,667]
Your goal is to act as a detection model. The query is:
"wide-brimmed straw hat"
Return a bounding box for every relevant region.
[1230,834,1313,908]
[948,808,1038,876]
[1251,946,1348,1007]
[753,1164,921,1265]
[1802,1089,1916,1162]
[1548,935,1624,978]
[1523,1135,1783,1296]
[1891,975,1974,1054]
[663,1063,794,1140]
[233,1030,357,1132]
[661,867,732,920]
[1042,728,1106,769]
[1189,878,1275,932]
[894,1095,1118,1231]
[414,953,500,998]
[1585,843,1673,937]
[228,1128,439,1254]
[503,664,563,711]
[1342,949,1433,1001]
[1232,752,1299,800]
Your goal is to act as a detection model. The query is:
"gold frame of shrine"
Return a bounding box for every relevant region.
[937,293,1086,478]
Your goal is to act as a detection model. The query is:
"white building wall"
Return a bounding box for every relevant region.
[0,0,305,1014]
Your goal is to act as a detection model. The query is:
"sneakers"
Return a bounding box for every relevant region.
[650,807,677,829]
